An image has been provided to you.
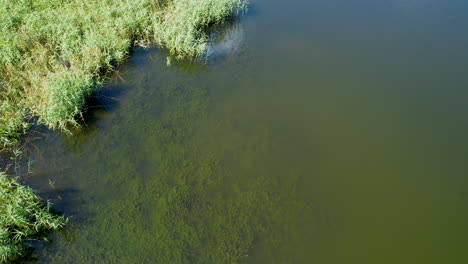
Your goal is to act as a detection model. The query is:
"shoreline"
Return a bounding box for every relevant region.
[0,0,247,262]
[0,0,247,148]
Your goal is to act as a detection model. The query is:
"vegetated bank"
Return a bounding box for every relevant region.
[0,0,247,262]
[0,172,66,263]
[0,0,247,146]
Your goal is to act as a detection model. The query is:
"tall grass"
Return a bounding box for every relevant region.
[0,172,66,263]
[0,0,247,146]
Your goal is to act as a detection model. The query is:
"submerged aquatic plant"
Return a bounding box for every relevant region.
[35,63,303,264]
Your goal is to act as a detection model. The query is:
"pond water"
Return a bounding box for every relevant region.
[20,0,468,263]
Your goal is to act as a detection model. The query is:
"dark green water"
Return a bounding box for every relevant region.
[20,0,468,263]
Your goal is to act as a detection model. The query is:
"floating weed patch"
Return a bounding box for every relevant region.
[0,172,66,263]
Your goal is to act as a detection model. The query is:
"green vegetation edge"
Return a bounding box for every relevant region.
[1,0,247,261]
[0,0,247,147]
[0,172,66,263]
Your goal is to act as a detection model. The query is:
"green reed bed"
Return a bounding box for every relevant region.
[0,172,66,263]
[0,0,247,146]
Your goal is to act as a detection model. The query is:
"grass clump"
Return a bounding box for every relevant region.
[154,0,248,56]
[0,101,28,147]
[0,172,66,263]
[0,0,247,145]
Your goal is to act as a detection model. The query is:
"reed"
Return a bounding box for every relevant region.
[0,172,66,263]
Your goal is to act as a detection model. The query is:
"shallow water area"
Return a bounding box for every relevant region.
[17,0,468,263]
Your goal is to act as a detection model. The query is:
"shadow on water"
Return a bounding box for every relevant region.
[77,83,127,134]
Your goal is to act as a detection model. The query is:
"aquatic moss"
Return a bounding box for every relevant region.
[0,172,66,263]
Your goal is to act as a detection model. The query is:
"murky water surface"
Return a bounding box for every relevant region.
[20,0,468,263]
